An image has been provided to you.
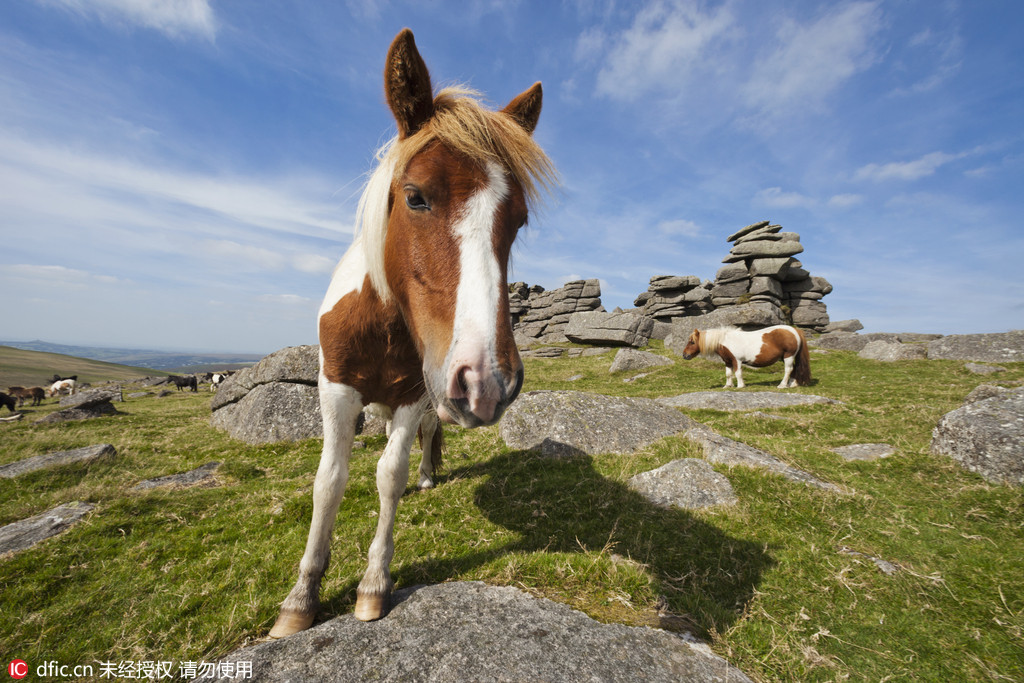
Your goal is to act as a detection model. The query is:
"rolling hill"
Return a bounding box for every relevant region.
[0,345,169,389]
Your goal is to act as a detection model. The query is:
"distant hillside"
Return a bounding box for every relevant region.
[0,340,264,371]
[0,346,170,389]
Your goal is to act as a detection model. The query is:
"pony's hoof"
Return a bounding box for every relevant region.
[354,591,389,621]
[417,477,435,490]
[268,607,315,639]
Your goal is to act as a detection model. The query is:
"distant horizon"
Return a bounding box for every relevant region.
[0,339,271,359]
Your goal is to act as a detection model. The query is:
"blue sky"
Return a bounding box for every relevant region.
[1,0,1022,354]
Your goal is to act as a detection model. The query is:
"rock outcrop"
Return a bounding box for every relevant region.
[927,331,1024,363]
[499,390,698,457]
[931,386,1024,486]
[710,221,832,331]
[633,275,713,323]
[210,345,321,444]
[207,582,752,682]
[564,310,654,347]
[511,279,603,345]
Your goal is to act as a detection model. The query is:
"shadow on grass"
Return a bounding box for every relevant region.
[321,448,772,638]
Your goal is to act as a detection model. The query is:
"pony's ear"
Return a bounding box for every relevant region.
[502,82,543,135]
[385,29,434,139]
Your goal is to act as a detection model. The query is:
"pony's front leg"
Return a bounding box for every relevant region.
[724,364,735,388]
[355,401,424,621]
[270,381,362,639]
[734,363,746,389]
[779,356,796,388]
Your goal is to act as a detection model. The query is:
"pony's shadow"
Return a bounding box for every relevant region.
[322,448,772,637]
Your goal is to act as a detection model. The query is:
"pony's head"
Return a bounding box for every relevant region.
[682,329,703,360]
[366,29,556,427]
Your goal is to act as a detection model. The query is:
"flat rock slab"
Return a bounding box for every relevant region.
[34,402,118,424]
[0,444,116,479]
[684,427,841,492]
[500,390,700,457]
[931,387,1024,486]
[858,341,928,362]
[134,462,221,490]
[927,331,1024,363]
[830,443,895,461]
[60,388,121,408]
[965,363,1006,375]
[659,391,842,412]
[0,502,94,555]
[629,459,738,509]
[210,582,751,683]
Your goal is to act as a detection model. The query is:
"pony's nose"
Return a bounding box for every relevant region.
[445,363,522,426]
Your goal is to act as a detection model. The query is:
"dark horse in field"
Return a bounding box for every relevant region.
[168,375,198,392]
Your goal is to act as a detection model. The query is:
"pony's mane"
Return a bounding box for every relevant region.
[356,85,558,301]
[697,327,732,358]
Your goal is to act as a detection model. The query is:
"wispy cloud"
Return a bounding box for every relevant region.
[753,187,815,209]
[36,0,217,41]
[591,0,736,101]
[854,151,962,181]
[742,1,882,118]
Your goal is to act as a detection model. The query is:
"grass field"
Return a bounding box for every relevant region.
[1,343,1022,681]
[0,346,167,389]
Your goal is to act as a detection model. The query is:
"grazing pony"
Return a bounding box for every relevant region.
[46,378,77,397]
[7,386,45,406]
[168,375,198,392]
[270,29,555,639]
[681,325,812,389]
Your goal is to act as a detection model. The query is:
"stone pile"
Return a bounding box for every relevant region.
[632,275,713,323]
[710,220,832,331]
[511,279,603,345]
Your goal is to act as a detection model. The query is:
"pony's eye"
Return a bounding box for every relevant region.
[404,188,430,211]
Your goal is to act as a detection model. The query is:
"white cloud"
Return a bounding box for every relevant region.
[592,0,735,100]
[37,0,217,41]
[0,264,126,289]
[753,187,815,208]
[742,1,882,117]
[827,193,864,208]
[854,151,960,182]
[0,135,350,243]
[656,219,701,237]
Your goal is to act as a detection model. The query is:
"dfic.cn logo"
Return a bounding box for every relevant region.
[8,660,28,679]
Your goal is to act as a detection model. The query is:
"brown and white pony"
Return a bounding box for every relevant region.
[681,325,812,389]
[270,29,556,638]
[45,378,77,397]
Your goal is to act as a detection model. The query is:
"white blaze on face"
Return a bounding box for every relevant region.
[443,161,509,421]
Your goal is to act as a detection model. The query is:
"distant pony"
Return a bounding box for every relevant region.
[7,386,45,406]
[0,391,17,413]
[46,379,77,397]
[168,375,198,392]
[681,325,812,389]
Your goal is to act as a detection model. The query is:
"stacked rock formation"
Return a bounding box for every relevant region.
[511,279,603,345]
[632,275,713,323]
[711,220,832,331]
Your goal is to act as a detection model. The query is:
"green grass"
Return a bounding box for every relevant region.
[1,345,1022,681]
